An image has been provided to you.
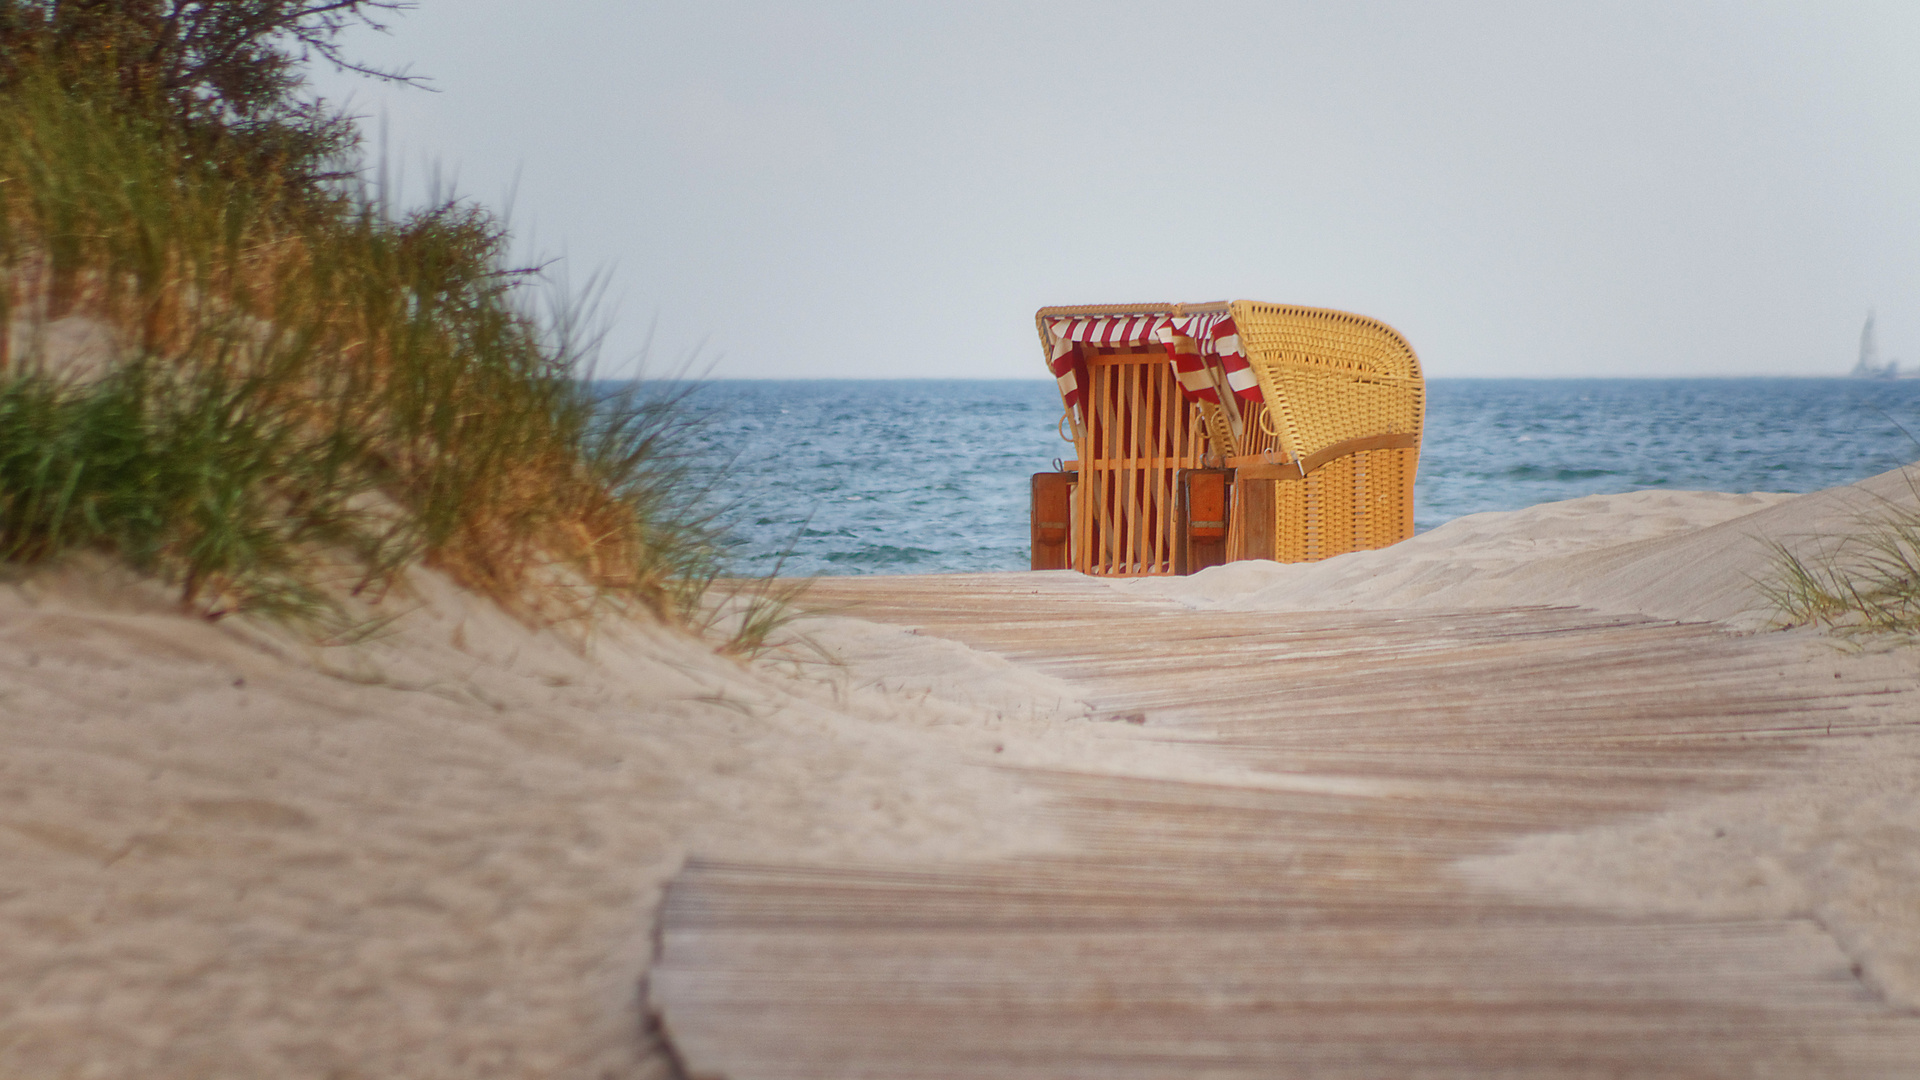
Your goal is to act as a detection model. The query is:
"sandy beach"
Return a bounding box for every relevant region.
[6,468,1920,1076]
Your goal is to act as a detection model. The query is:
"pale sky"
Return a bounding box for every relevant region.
[313,1,1920,379]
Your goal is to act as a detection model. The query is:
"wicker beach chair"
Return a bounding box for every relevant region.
[1031,301,1423,575]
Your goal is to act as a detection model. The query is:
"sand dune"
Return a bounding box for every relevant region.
[0,562,1081,1075]
[3,468,1918,1075]
[1118,466,1920,627]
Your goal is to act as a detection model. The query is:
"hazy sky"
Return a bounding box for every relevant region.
[313,2,1920,379]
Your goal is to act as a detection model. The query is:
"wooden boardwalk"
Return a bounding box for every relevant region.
[652,574,1920,1078]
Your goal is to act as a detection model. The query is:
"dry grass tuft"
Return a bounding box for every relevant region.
[1761,471,1920,640]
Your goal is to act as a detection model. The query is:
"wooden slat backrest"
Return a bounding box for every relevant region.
[1074,346,1207,576]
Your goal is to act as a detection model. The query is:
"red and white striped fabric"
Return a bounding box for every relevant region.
[1046,312,1259,415]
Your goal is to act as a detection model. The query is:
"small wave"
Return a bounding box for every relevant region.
[825,545,944,566]
[1501,465,1618,481]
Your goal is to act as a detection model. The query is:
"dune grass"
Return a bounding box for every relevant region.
[0,62,735,632]
[1761,476,1920,638]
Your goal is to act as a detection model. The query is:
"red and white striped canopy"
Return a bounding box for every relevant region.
[1044,312,1260,415]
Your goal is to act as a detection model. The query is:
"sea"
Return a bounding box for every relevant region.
[674,379,1920,578]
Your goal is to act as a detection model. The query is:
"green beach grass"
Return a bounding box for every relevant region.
[0,42,730,633]
[1763,483,1920,639]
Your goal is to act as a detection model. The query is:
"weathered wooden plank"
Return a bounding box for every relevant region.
[655,575,1920,1078]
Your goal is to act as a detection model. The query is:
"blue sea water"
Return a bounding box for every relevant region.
[678,379,1920,578]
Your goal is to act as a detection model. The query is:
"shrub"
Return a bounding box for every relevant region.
[0,0,417,189]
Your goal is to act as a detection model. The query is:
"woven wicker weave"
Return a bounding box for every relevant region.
[1232,302,1423,464]
[1036,301,1423,574]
